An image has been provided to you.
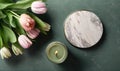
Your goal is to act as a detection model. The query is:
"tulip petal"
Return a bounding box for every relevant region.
[18,35,32,49]
[0,47,11,59]
[27,28,40,39]
[31,1,47,14]
[19,14,35,31]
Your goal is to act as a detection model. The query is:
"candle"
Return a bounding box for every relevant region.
[46,41,68,64]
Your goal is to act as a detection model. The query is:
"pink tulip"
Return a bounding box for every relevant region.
[19,14,35,31]
[18,35,32,49]
[31,1,47,14]
[27,28,40,39]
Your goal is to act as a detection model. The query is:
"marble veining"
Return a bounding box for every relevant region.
[64,11,103,48]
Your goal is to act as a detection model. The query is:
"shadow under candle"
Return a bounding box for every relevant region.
[58,50,87,71]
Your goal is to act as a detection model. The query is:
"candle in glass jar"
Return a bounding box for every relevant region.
[46,41,68,64]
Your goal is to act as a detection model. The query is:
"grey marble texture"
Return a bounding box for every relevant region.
[64,11,103,48]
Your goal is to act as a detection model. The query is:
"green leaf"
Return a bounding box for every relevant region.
[7,12,16,28]
[11,9,27,14]
[2,18,11,27]
[0,0,13,3]
[0,3,13,9]
[2,26,17,43]
[30,14,46,28]
[29,13,47,34]
[8,0,36,9]
[0,0,47,9]
[42,0,47,2]
[0,11,6,19]
[0,33,3,47]
[15,19,25,35]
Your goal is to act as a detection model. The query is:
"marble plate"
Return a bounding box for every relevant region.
[64,11,103,48]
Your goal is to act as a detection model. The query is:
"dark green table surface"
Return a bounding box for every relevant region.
[0,0,120,71]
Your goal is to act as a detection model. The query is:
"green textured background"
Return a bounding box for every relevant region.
[0,0,120,71]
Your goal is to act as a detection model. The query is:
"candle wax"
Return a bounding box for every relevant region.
[46,41,68,64]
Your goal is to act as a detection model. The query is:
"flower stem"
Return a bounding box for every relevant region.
[29,13,46,28]
[10,11,20,19]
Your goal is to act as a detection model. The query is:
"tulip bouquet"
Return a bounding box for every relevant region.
[0,0,50,59]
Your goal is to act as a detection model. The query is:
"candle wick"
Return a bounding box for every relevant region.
[55,51,58,58]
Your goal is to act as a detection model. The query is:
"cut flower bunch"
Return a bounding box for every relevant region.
[0,0,50,59]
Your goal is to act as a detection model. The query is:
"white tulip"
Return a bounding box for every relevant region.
[43,23,51,31]
[12,45,23,56]
[0,47,11,59]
